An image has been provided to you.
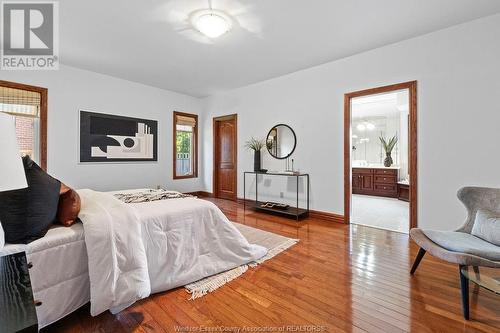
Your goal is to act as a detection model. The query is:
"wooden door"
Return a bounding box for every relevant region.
[213,115,237,200]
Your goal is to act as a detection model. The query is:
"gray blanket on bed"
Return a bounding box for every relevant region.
[114,189,194,204]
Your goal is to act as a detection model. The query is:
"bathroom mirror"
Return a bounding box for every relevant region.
[266,124,296,159]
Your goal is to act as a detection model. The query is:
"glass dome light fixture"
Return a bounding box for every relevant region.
[356,121,375,132]
[366,122,376,131]
[191,9,233,38]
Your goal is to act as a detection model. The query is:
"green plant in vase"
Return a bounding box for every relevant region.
[379,135,398,167]
[244,137,265,171]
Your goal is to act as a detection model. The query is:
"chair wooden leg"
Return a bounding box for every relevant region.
[459,265,470,320]
[410,248,426,275]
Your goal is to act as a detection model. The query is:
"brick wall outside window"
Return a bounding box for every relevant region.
[15,116,34,157]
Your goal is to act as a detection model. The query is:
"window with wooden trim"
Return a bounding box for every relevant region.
[173,111,198,179]
[0,81,47,170]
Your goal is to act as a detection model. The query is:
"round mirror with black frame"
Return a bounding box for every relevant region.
[266,124,297,159]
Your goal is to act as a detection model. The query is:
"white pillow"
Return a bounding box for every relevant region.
[472,210,500,246]
[0,222,4,250]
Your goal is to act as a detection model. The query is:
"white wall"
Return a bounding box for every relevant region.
[3,13,500,230]
[202,13,500,230]
[1,65,204,193]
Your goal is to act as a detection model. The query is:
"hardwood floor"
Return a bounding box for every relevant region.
[44,198,500,333]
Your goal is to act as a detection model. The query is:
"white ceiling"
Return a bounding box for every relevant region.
[60,0,500,97]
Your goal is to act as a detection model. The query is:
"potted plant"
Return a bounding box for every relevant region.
[244,137,265,171]
[379,135,398,167]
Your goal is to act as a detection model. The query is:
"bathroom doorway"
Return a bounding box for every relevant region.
[344,81,417,233]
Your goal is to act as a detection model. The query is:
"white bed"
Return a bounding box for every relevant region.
[0,189,267,328]
[0,223,90,329]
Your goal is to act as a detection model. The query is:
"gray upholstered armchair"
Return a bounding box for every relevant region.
[410,186,500,319]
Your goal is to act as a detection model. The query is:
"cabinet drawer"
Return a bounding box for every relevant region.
[374,175,396,184]
[374,184,397,192]
[352,168,373,174]
[374,168,397,175]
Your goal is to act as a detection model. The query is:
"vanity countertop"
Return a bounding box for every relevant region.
[352,165,400,170]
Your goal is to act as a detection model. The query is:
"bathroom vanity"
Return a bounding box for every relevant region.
[352,166,399,198]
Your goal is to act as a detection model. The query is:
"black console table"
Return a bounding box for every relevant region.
[243,171,310,220]
[0,252,38,333]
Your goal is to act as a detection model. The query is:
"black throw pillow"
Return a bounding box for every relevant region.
[0,156,61,244]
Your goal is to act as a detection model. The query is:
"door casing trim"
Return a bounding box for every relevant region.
[344,81,418,228]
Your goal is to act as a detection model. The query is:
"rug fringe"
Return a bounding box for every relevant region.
[249,238,299,267]
[185,236,299,300]
[186,265,249,300]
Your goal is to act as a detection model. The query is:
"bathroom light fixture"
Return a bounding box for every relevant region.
[356,124,366,131]
[356,121,375,131]
[191,9,232,38]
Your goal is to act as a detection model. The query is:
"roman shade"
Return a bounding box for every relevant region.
[0,86,41,118]
[175,114,196,127]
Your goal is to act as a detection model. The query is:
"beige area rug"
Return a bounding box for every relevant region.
[185,222,299,299]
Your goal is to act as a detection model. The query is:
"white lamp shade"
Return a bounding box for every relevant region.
[0,224,4,249]
[0,112,27,191]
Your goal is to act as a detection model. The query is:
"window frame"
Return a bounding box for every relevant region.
[0,80,47,171]
[173,111,198,179]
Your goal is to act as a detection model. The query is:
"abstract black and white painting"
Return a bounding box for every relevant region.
[80,111,158,162]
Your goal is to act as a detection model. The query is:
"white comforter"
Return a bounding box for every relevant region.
[77,189,267,316]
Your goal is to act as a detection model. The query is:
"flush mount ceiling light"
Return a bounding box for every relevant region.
[356,124,366,131]
[191,9,233,38]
